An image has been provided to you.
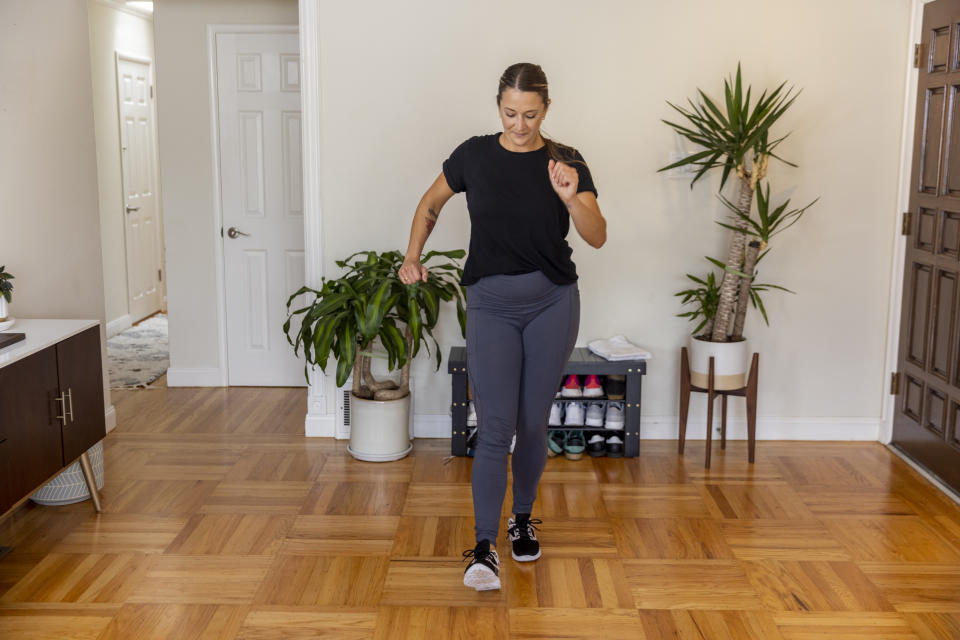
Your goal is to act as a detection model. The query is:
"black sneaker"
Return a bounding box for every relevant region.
[587,433,606,457]
[605,374,626,400]
[605,434,624,458]
[462,540,501,590]
[507,513,542,562]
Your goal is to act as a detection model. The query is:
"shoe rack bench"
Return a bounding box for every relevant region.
[448,346,647,458]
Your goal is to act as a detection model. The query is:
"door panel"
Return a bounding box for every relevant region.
[56,327,106,463]
[893,0,960,493]
[217,32,305,386]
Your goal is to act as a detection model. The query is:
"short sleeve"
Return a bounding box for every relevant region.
[442,139,469,193]
[571,149,597,197]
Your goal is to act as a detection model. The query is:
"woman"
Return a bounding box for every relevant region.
[398,62,606,591]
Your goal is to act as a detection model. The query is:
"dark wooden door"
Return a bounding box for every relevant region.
[56,326,105,464]
[894,0,960,493]
[0,348,62,513]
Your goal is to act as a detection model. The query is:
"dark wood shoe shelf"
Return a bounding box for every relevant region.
[447,346,647,457]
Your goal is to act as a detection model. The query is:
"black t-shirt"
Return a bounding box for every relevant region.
[442,133,597,286]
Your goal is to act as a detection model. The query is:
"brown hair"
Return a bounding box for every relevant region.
[496,62,582,167]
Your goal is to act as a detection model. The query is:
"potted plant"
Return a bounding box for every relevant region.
[285,249,466,461]
[660,65,815,390]
[0,265,14,324]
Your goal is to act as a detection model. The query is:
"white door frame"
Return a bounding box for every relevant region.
[206,21,330,434]
[114,49,165,329]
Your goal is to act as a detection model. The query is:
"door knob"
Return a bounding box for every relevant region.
[227,227,250,239]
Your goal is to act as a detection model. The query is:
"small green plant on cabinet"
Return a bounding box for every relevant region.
[0,265,14,303]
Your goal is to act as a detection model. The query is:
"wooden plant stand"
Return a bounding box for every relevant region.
[678,346,759,469]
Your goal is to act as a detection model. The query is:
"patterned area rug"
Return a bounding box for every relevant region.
[107,314,169,389]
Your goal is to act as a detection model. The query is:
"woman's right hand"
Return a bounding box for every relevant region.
[398,259,428,285]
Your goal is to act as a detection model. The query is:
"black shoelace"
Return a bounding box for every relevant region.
[462,544,496,564]
[510,517,542,541]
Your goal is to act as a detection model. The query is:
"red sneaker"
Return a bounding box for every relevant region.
[583,374,604,398]
[560,375,582,398]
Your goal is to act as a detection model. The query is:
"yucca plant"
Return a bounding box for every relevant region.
[284,249,466,400]
[660,64,800,342]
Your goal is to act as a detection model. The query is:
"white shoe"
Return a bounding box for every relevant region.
[509,434,516,454]
[604,402,625,430]
[585,402,605,427]
[463,542,501,591]
[563,402,585,426]
[548,402,564,426]
[467,401,477,427]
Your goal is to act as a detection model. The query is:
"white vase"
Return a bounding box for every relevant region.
[347,392,412,462]
[0,297,7,322]
[688,335,749,391]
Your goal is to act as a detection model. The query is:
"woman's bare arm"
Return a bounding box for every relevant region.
[399,173,456,284]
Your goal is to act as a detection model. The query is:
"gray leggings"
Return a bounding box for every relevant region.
[466,271,580,543]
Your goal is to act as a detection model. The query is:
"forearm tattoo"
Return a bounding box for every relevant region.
[425,207,439,233]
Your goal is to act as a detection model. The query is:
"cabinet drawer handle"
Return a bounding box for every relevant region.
[55,393,68,426]
[66,388,75,423]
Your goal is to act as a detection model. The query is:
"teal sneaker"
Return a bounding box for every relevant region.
[564,430,586,461]
[547,430,565,457]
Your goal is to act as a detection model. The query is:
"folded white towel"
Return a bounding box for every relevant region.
[587,335,652,361]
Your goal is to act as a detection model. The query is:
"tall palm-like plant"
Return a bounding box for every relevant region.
[660,64,799,342]
[284,249,466,400]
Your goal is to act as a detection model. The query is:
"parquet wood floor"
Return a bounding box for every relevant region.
[2,384,960,638]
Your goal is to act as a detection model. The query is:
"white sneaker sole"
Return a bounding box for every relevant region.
[561,390,582,398]
[583,389,604,398]
[585,417,605,427]
[512,549,541,562]
[604,421,625,430]
[463,564,501,591]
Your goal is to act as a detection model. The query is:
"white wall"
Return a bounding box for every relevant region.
[308,0,912,438]
[154,0,298,384]
[87,0,158,335]
[0,0,112,423]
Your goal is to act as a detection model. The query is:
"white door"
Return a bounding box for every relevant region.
[216,32,305,386]
[117,56,162,323]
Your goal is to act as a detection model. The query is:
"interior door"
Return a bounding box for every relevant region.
[216,32,305,386]
[117,56,163,324]
[893,0,960,493]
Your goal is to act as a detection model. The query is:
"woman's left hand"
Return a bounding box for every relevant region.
[548,159,578,204]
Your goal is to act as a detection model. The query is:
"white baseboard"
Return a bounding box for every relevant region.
[105,405,117,433]
[305,413,335,437]
[106,314,132,338]
[166,367,225,387]
[414,414,453,438]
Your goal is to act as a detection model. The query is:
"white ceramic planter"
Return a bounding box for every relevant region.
[689,335,749,391]
[0,297,7,321]
[347,393,413,462]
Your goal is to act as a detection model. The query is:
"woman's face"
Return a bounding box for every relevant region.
[498,88,549,150]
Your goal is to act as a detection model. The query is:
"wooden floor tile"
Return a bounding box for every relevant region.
[601,485,711,518]
[535,482,608,518]
[624,560,762,610]
[639,609,784,640]
[164,514,293,555]
[613,517,734,559]
[903,612,960,640]
[411,454,473,483]
[225,450,327,482]
[97,603,247,639]
[508,607,644,639]
[741,560,894,612]
[301,481,408,516]
[772,612,920,640]
[0,604,118,640]
[719,520,851,561]
[373,606,507,640]
[255,555,388,606]
[53,515,188,554]
[506,558,634,608]
[859,563,960,612]
[773,454,880,488]
[390,516,474,558]
[380,559,505,607]
[533,518,620,558]
[1,553,149,603]
[592,455,691,485]
[125,448,242,481]
[129,556,273,605]
[701,483,814,520]
[823,517,960,562]
[236,607,377,639]
[797,489,918,517]
[315,455,414,483]
[102,480,219,515]
[199,481,311,515]
[283,515,399,555]
[403,484,475,517]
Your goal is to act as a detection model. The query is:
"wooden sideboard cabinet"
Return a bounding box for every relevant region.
[0,321,106,516]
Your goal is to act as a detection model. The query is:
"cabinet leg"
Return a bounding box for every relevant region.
[721,394,727,450]
[78,452,102,513]
[705,357,715,469]
[679,347,690,454]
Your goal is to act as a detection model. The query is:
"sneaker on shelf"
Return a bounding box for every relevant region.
[547,430,565,458]
[587,434,606,457]
[585,402,605,427]
[462,540,501,591]
[467,400,477,427]
[560,374,582,398]
[605,434,624,458]
[563,402,585,427]
[605,374,626,400]
[555,385,562,398]
[604,402,625,430]
[466,427,478,457]
[583,374,604,397]
[506,513,542,562]
[548,402,564,426]
[564,430,586,460]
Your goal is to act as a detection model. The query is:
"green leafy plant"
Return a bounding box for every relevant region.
[660,64,815,340]
[0,265,14,303]
[284,249,466,400]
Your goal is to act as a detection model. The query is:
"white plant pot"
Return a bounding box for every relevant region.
[347,392,412,462]
[0,297,7,322]
[689,335,749,391]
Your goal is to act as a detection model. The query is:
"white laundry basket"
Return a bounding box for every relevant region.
[31,440,105,506]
